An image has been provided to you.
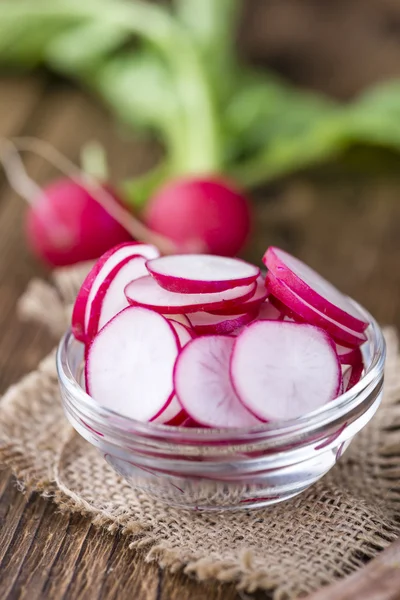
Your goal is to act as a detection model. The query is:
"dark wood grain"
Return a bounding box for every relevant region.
[2,2,400,598]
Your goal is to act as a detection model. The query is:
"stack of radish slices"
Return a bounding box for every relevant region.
[71,242,369,428]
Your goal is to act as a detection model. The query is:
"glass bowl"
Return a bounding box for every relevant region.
[56,302,385,511]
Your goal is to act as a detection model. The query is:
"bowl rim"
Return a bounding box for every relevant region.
[56,299,386,443]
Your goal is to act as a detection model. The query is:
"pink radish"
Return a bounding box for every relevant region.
[264,247,368,333]
[257,299,283,321]
[151,395,186,425]
[72,242,159,342]
[146,254,259,293]
[336,344,362,366]
[168,320,194,347]
[144,176,251,257]
[210,276,268,315]
[265,272,367,348]
[87,255,148,340]
[26,180,134,267]
[86,306,179,421]
[187,311,256,335]
[231,321,342,421]
[125,275,257,314]
[174,335,263,428]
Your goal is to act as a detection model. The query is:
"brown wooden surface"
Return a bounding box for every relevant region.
[2,1,400,598]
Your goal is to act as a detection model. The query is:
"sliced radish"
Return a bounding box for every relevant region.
[336,344,362,366]
[265,272,367,348]
[187,310,256,335]
[86,306,179,421]
[168,320,194,347]
[231,321,342,421]
[174,335,263,428]
[146,254,260,293]
[151,395,186,425]
[87,255,148,339]
[165,313,192,328]
[74,242,159,340]
[264,247,368,333]
[209,276,268,315]
[257,299,283,321]
[125,275,257,314]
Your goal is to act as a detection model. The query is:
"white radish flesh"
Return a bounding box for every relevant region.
[86,306,179,422]
[87,256,148,339]
[264,247,368,332]
[83,242,159,335]
[265,272,367,348]
[147,254,259,293]
[125,275,257,314]
[209,276,268,315]
[174,335,263,428]
[165,313,192,328]
[231,321,342,421]
[187,310,256,335]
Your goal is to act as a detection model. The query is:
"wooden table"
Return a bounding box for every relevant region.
[2,2,400,597]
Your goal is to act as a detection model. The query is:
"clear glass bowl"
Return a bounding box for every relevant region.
[56,303,385,511]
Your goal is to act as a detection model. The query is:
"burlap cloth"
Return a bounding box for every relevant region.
[1,264,400,600]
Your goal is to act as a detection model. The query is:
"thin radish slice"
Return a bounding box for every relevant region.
[86,306,179,422]
[146,254,260,293]
[257,299,283,321]
[125,276,257,314]
[174,335,263,428]
[268,294,298,321]
[87,255,148,340]
[264,247,368,333]
[209,276,268,315]
[231,321,342,422]
[165,313,192,328]
[187,310,256,335]
[342,361,364,392]
[265,272,367,348]
[168,320,194,347]
[80,242,159,337]
[151,395,186,425]
[336,344,362,366]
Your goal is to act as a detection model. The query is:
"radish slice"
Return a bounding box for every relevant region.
[336,344,362,366]
[86,306,179,421]
[151,395,186,425]
[73,242,159,341]
[125,276,257,314]
[174,335,263,428]
[342,361,364,392]
[165,313,192,328]
[231,321,342,421]
[264,247,368,333]
[257,299,283,321]
[87,256,148,339]
[265,272,367,348]
[168,320,194,347]
[187,310,256,335]
[146,254,260,293]
[209,276,268,315]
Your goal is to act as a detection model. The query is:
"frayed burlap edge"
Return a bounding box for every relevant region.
[1,267,400,599]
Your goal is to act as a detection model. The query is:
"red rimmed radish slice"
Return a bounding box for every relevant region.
[231,321,342,421]
[86,306,179,421]
[265,272,367,348]
[264,247,368,333]
[336,344,362,366]
[125,276,257,314]
[187,311,256,335]
[168,320,194,347]
[257,299,283,321]
[146,254,259,293]
[151,395,186,425]
[87,255,148,339]
[209,276,268,315]
[174,335,263,428]
[72,241,159,341]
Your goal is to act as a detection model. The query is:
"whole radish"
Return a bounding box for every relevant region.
[25,179,133,267]
[144,176,251,256]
